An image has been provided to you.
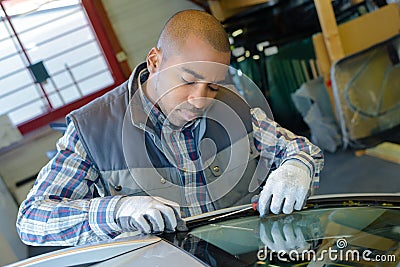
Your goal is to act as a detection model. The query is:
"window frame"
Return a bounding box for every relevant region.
[1,0,129,135]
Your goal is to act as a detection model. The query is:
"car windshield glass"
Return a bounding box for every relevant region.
[169,206,400,266]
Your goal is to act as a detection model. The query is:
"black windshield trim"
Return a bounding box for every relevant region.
[185,195,400,230]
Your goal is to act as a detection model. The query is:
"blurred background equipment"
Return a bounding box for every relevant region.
[332,34,400,149]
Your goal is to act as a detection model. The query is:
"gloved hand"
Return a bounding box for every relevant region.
[258,214,322,254]
[114,196,186,234]
[258,160,311,216]
[259,216,311,253]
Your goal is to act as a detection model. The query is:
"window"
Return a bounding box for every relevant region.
[0,0,126,134]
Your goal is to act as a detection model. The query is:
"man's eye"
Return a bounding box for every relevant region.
[181,78,218,92]
[208,84,219,92]
[181,77,196,85]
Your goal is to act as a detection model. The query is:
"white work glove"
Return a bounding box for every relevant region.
[114,196,186,234]
[259,216,311,253]
[258,214,322,254]
[258,160,311,216]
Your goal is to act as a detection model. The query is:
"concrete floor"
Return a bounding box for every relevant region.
[317,149,400,195]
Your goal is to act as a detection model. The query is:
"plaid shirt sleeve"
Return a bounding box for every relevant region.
[16,122,123,246]
[251,107,324,193]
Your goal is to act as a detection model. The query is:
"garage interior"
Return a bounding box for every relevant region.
[0,0,399,265]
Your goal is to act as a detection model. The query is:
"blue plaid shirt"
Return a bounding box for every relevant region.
[17,86,323,246]
[138,87,215,217]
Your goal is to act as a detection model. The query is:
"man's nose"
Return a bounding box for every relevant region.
[187,83,210,109]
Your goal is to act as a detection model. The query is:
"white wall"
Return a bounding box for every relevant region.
[101,0,203,68]
[0,127,62,204]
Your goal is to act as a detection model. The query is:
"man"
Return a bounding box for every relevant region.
[17,10,323,246]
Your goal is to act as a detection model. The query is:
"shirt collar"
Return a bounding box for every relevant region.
[137,76,166,129]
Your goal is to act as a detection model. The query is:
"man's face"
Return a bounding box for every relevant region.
[147,35,231,127]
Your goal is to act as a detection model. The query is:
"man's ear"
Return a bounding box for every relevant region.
[146,47,161,74]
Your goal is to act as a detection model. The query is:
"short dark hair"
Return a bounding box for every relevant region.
[157,10,230,59]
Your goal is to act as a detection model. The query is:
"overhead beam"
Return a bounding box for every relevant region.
[314,0,345,62]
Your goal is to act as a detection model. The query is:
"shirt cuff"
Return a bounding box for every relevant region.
[88,195,124,240]
[282,155,320,195]
[281,154,314,178]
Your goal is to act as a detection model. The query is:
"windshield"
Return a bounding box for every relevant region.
[164,206,400,266]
